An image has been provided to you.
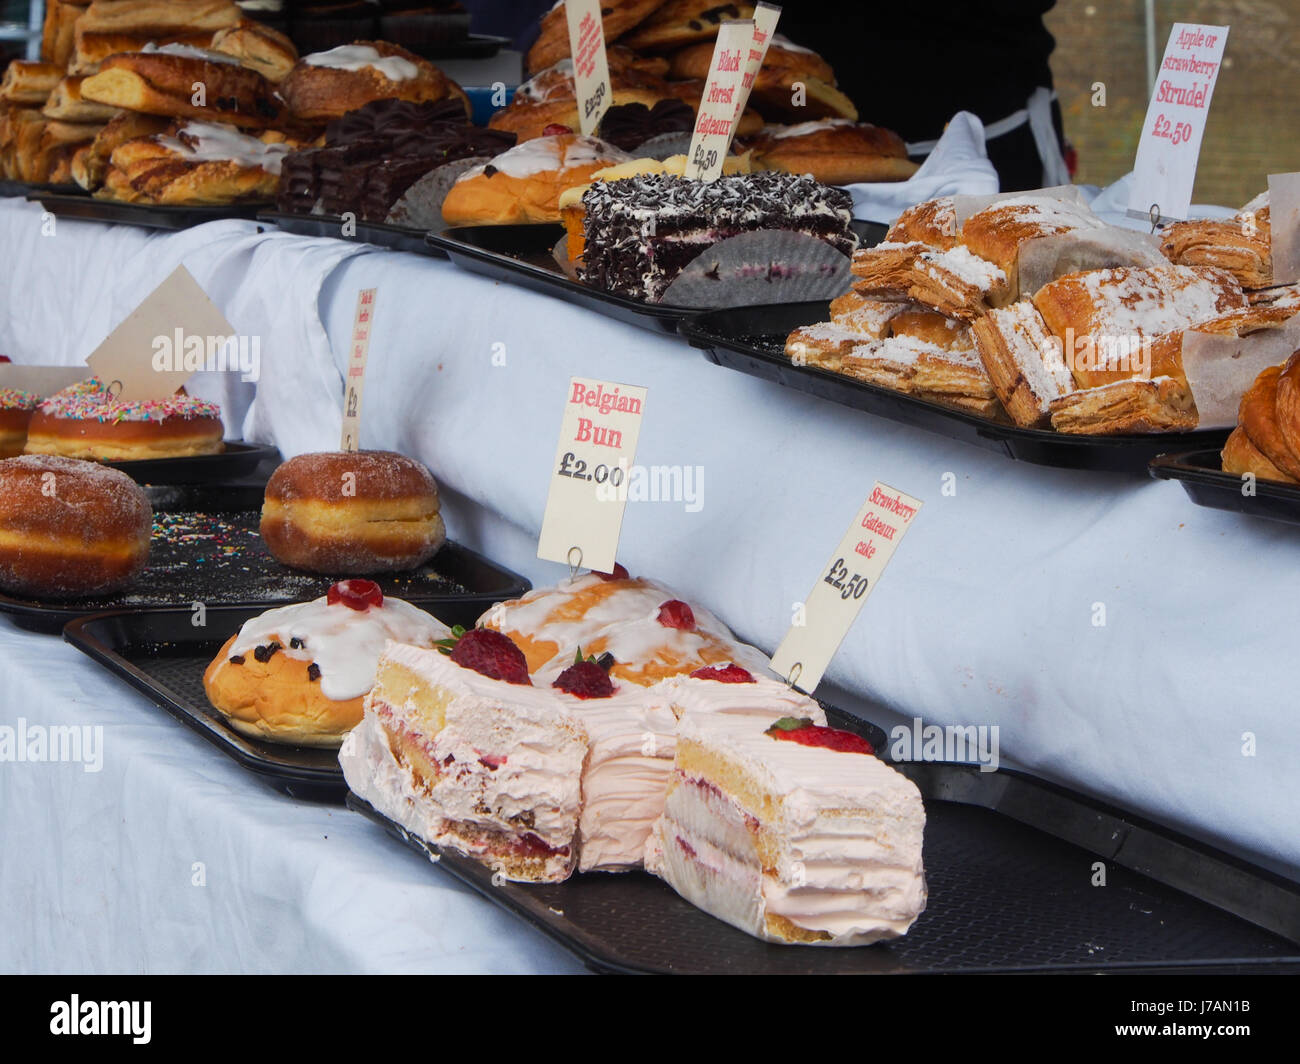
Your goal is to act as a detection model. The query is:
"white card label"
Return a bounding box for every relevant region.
[770,482,922,695]
[0,365,89,396]
[85,264,235,402]
[1267,172,1300,286]
[537,377,647,574]
[340,287,377,452]
[684,19,754,182]
[1128,23,1230,223]
[733,3,780,123]
[565,0,612,136]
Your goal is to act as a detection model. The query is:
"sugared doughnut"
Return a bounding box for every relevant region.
[0,454,152,599]
[0,387,39,457]
[23,378,225,461]
[202,579,450,747]
[260,450,446,574]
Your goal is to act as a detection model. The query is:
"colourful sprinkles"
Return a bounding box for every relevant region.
[38,377,222,424]
[0,387,39,412]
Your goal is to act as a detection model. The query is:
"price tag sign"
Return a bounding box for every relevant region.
[1128,23,1230,223]
[340,287,377,452]
[565,0,612,135]
[770,482,922,695]
[86,264,234,402]
[537,377,647,574]
[684,18,754,182]
[733,2,780,124]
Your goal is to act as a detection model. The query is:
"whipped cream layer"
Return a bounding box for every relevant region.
[647,713,926,946]
[364,641,587,879]
[228,595,448,701]
[556,683,679,873]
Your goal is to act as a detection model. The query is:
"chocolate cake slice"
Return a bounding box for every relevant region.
[579,171,858,303]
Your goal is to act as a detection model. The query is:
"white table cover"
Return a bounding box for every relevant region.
[1,195,1297,975]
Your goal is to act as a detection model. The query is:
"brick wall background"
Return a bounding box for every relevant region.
[1045,0,1300,209]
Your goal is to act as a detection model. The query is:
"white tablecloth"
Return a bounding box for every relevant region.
[2,196,1297,973]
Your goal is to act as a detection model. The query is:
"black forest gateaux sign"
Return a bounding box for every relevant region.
[771,482,922,694]
[1128,22,1230,223]
[538,376,647,574]
[564,0,613,136]
[684,19,754,182]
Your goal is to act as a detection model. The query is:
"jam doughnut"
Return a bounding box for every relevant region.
[24,378,224,461]
[260,450,446,574]
[0,454,152,599]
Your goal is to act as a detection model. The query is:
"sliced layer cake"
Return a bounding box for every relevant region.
[646,713,926,946]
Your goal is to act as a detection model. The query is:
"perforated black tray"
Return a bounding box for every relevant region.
[62,590,526,799]
[681,301,1232,474]
[1149,448,1300,527]
[348,706,1300,973]
[34,192,265,230]
[259,211,446,256]
[0,481,530,633]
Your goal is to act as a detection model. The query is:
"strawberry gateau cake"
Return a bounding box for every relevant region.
[645,712,927,946]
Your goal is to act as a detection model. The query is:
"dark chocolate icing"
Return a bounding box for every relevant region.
[277,99,516,218]
[324,97,469,147]
[596,99,695,153]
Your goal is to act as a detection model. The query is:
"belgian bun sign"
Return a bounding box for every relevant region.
[564,0,613,136]
[684,19,755,182]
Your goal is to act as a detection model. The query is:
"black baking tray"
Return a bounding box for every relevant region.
[259,210,446,256]
[347,702,1300,973]
[681,301,1232,474]
[62,592,521,800]
[1149,448,1300,527]
[428,220,887,336]
[106,441,280,485]
[34,192,267,230]
[0,180,87,198]
[429,224,694,334]
[0,480,531,633]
